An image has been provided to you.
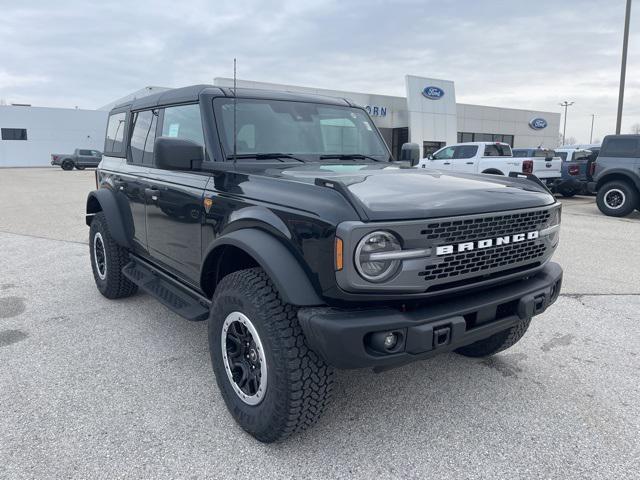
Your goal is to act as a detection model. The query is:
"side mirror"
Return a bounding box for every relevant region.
[400,142,420,166]
[154,137,204,170]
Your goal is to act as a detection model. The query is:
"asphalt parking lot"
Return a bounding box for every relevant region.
[1,168,639,479]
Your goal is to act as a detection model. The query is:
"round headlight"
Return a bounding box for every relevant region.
[355,231,402,282]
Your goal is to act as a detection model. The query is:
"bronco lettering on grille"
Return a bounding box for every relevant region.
[436,231,539,256]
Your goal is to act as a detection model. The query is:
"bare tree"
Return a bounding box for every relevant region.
[630,123,640,134]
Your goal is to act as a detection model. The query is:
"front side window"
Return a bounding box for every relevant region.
[129,110,158,165]
[161,104,204,146]
[79,149,92,156]
[1,128,27,140]
[453,145,478,159]
[433,146,455,160]
[214,98,388,160]
[105,112,126,156]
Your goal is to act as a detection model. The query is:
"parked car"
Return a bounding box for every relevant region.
[419,142,561,187]
[51,149,102,170]
[512,148,563,189]
[86,85,563,442]
[589,134,640,216]
[553,148,595,197]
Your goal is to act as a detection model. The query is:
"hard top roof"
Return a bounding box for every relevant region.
[110,84,352,112]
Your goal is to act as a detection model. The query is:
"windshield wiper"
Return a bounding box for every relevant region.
[226,153,305,162]
[319,154,384,162]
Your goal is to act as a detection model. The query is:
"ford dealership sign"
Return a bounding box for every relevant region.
[529,117,548,130]
[422,86,445,100]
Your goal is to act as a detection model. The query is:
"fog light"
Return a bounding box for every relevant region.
[383,332,398,349]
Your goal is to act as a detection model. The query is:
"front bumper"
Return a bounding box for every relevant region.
[298,262,562,369]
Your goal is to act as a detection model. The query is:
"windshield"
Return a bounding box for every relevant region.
[214,98,389,161]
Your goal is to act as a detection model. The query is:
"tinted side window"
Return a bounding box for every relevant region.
[484,144,512,156]
[79,149,92,156]
[601,137,639,157]
[129,110,158,165]
[433,146,455,159]
[104,112,127,156]
[453,145,477,159]
[161,104,204,146]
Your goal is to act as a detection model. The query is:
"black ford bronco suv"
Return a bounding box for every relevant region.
[86,85,563,442]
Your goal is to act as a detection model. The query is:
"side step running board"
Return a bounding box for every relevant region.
[122,260,210,321]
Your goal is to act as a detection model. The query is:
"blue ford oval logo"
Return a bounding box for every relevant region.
[529,117,548,130]
[422,86,445,100]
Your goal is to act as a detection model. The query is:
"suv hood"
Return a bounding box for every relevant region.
[261,163,556,221]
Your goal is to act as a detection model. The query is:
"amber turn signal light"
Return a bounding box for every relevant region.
[335,237,343,271]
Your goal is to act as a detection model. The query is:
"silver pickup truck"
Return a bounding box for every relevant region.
[51,148,102,170]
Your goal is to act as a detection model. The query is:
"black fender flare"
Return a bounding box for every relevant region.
[202,229,324,306]
[86,189,134,249]
[596,169,640,192]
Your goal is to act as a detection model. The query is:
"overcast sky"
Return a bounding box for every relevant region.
[1,0,639,143]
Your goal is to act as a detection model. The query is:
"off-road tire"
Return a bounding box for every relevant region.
[559,188,576,198]
[208,267,335,443]
[596,180,638,217]
[62,160,74,171]
[89,212,138,299]
[455,317,531,358]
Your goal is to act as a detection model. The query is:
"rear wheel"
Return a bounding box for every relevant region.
[596,180,638,217]
[559,188,576,198]
[456,317,531,357]
[208,267,334,443]
[89,212,138,299]
[61,160,74,171]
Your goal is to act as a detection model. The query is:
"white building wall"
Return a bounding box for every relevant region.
[0,106,107,167]
[405,75,457,157]
[457,104,560,148]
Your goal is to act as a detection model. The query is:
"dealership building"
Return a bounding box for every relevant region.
[0,75,560,167]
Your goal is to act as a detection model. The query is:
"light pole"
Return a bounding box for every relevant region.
[616,0,632,134]
[590,114,595,144]
[559,101,574,145]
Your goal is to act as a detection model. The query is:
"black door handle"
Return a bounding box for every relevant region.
[443,162,451,165]
[145,187,160,201]
[466,162,474,165]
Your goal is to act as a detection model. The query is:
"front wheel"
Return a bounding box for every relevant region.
[456,317,531,358]
[596,180,638,217]
[208,267,335,443]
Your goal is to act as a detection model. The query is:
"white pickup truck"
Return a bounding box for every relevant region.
[417,142,562,186]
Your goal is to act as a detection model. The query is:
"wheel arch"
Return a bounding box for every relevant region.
[482,169,504,175]
[85,189,133,248]
[596,171,640,192]
[200,229,323,306]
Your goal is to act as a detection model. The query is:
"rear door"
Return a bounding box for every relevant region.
[450,145,478,173]
[144,103,209,284]
[77,149,94,166]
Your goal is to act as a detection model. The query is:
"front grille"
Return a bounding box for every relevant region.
[419,240,546,282]
[421,209,551,244]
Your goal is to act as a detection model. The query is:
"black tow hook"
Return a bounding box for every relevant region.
[433,326,451,348]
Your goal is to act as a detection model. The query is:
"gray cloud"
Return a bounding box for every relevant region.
[1,0,638,143]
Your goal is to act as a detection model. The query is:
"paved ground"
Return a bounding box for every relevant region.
[1,168,639,479]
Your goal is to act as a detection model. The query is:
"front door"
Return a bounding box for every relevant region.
[144,103,209,284]
[428,145,455,170]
